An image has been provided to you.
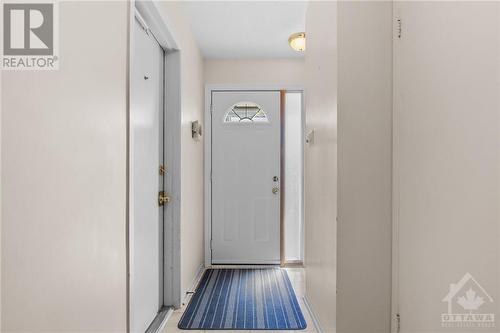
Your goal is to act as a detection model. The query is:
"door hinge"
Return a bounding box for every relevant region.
[210,170,213,181]
[210,103,213,115]
[396,313,401,333]
[210,239,213,249]
[396,18,402,39]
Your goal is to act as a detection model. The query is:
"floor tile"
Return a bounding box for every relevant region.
[162,327,202,333]
[165,311,183,327]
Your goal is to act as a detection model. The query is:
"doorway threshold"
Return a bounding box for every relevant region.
[145,306,174,333]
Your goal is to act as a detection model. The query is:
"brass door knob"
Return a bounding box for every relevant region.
[158,191,171,206]
[272,187,280,194]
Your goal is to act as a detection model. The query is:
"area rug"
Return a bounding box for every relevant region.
[178,268,307,330]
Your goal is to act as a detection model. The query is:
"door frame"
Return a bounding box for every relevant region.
[128,1,182,332]
[391,3,400,332]
[204,84,304,267]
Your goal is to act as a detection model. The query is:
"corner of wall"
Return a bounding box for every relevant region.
[304,2,338,333]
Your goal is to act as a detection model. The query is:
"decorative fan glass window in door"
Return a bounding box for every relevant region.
[224,102,269,123]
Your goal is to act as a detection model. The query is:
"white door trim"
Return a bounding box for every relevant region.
[391,3,400,333]
[204,84,305,267]
[128,1,182,332]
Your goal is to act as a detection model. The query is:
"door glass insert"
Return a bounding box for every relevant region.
[224,102,269,123]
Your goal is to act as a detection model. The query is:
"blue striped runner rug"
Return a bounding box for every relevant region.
[178,268,307,330]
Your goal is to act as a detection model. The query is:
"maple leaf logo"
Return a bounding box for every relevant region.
[457,288,485,312]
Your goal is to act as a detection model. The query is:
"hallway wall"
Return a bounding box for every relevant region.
[1,2,128,332]
[204,59,305,85]
[337,2,393,332]
[155,2,205,302]
[304,2,338,333]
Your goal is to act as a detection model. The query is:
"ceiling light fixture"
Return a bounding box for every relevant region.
[288,32,306,52]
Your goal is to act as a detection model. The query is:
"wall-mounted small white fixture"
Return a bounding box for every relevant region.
[288,32,306,52]
[192,120,202,140]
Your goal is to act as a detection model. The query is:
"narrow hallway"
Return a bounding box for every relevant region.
[3,2,498,333]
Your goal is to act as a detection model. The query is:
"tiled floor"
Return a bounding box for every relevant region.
[161,267,317,333]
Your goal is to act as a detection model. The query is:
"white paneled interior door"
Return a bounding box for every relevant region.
[394,2,500,332]
[131,16,164,333]
[211,91,281,264]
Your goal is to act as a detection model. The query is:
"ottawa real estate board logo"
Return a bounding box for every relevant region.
[1,2,59,70]
[441,272,495,329]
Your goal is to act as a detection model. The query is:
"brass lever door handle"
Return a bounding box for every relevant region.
[272,187,280,194]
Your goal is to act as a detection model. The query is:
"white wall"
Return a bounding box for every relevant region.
[204,58,305,85]
[304,2,338,333]
[155,1,205,301]
[1,2,128,332]
[337,2,393,332]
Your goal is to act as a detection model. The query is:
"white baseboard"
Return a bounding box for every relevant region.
[303,295,324,333]
[182,263,205,306]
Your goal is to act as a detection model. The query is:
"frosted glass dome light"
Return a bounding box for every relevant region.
[288,32,306,52]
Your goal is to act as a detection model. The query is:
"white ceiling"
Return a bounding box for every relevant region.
[180,1,308,59]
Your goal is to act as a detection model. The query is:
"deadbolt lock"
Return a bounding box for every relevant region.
[159,164,166,175]
[272,187,280,194]
[158,191,171,206]
[273,176,279,182]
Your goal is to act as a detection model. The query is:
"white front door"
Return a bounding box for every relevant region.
[211,91,281,264]
[131,16,164,333]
